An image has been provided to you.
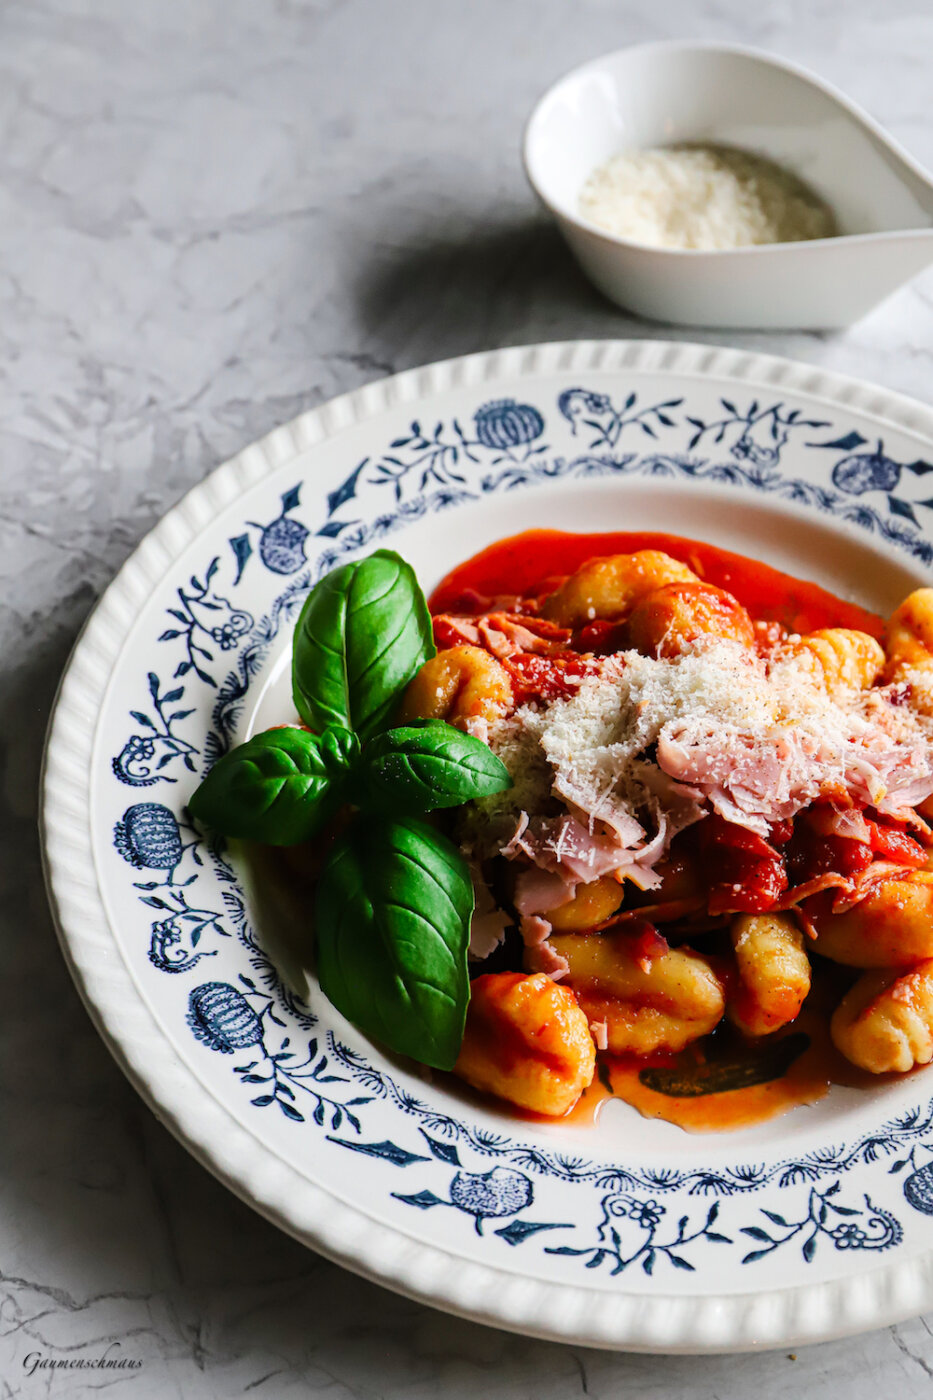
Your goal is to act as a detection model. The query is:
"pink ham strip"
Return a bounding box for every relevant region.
[524,940,569,981]
[590,1021,608,1051]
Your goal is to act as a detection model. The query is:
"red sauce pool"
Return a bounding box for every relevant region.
[429,529,883,638]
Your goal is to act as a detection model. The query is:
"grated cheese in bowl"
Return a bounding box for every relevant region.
[578,143,837,251]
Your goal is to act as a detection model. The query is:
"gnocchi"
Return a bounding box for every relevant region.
[550,931,726,1055]
[728,912,811,1037]
[546,876,624,931]
[885,587,933,672]
[831,961,933,1073]
[809,873,933,968]
[626,581,756,658]
[541,550,698,628]
[784,627,884,692]
[454,972,596,1115]
[397,643,513,728]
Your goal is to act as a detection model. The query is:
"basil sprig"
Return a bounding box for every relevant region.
[189,548,511,1069]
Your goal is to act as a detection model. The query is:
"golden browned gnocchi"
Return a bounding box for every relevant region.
[831,961,933,1073]
[550,931,726,1055]
[626,581,756,658]
[885,587,933,673]
[397,644,513,728]
[728,912,811,1037]
[809,873,933,968]
[541,550,698,628]
[546,876,624,932]
[784,628,885,692]
[454,972,596,1115]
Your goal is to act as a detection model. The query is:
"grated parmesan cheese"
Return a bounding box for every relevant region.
[579,144,836,251]
[465,638,933,871]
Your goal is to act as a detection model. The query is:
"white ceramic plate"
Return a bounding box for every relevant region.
[41,341,933,1353]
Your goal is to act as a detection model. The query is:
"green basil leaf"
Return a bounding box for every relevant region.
[358,719,511,814]
[315,815,472,1069]
[293,549,435,741]
[189,727,336,845]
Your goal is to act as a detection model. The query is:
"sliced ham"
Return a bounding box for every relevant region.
[589,1020,608,1051]
[513,866,578,917]
[507,814,664,893]
[468,863,510,960]
[433,612,571,659]
[524,939,570,981]
[775,871,853,910]
[831,861,914,913]
[519,914,552,946]
[499,810,530,858]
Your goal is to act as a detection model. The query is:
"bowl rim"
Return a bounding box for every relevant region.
[521,38,933,258]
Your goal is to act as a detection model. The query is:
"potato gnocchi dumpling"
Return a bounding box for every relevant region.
[550,932,726,1055]
[541,550,698,628]
[454,972,596,1116]
[626,581,756,658]
[784,627,885,692]
[809,874,933,968]
[546,875,624,931]
[398,643,513,729]
[831,961,933,1073]
[884,587,933,673]
[728,913,811,1038]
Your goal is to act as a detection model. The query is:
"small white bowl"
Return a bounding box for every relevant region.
[523,42,933,330]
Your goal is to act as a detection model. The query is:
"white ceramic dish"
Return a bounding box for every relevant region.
[523,43,933,329]
[40,340,933,1353]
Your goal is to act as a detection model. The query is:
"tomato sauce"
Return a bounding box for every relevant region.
[429,529,883,637]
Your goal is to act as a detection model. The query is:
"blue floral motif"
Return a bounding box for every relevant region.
[364,417,479,502]
[449,1165,533,1220]
[114,803,184,873]
[112,672,199,786]
[148,918,217,973]
[229,484,311,582]
[806,431,933,514]
[110,379,933,1283]
[558,387,682,448]
[474,398,545,454]
[739,1183,901,1264]
[833,441,904,495]
[190,976,370,1128]
[393,1163,569,1244]
[904,1164,933,1214]
[886,1143,933,1215]
[158,557,253,686]
[684,398,830,471]
[144,887,229,972]
[547,1194,730,1276]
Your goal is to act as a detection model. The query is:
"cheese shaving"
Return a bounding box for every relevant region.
[466,637,933,880]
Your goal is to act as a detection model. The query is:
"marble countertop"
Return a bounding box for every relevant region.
[7,0,933,1393]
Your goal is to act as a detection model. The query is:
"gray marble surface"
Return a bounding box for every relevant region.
[7,0,933,1393]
